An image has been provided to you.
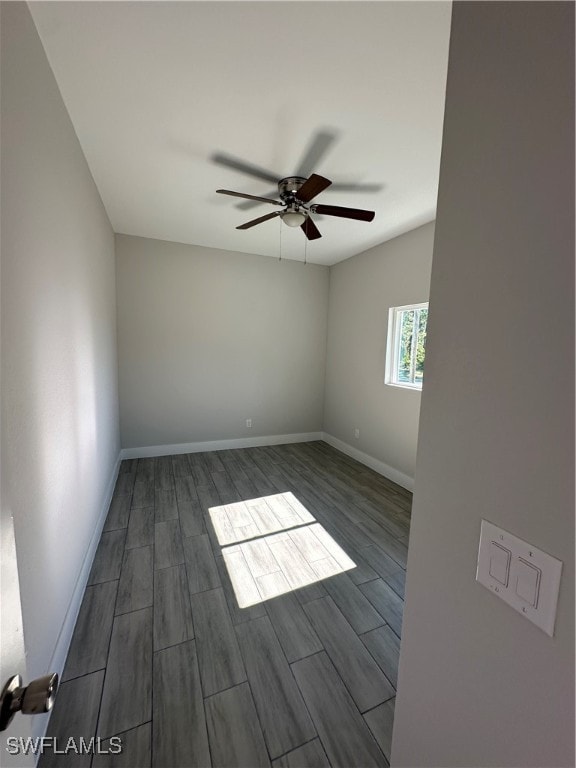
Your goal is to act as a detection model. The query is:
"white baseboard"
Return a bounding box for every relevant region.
[33,452,122,742]
[120,432,324,460]
[321,432,414,492]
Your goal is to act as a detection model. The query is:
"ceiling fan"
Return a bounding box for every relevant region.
[216,174,375,241]
[211,130,382,210]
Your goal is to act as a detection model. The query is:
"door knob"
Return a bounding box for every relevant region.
[0,673,58,731]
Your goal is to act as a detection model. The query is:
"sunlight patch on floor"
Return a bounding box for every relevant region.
[209,493,356,608]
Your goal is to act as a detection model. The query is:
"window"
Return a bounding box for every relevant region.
[385,303,428,390]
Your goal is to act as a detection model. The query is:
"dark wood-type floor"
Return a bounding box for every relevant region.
[41,441,411,768]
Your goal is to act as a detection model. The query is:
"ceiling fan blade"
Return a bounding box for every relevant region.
[212,153,280,184]
[330,182,383,193]
[296,130,337,178]
[237,189,278,210]
[301,218,322,240]
[311,204,375,222]
[217,190,283,206]
[296,174,333,203]
[236,211,282,230]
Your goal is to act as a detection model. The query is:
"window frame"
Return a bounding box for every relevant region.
[385,302,429,391]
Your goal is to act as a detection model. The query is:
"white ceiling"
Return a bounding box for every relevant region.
[30,1,451,266]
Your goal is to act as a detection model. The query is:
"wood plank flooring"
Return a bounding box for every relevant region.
[40,442,411,768]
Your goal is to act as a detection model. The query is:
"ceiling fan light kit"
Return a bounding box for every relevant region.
[216,172,375,241]
[281,209,307,228]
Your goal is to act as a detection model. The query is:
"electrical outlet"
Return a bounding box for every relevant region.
[354,428,360,439]
[246,419,252,428]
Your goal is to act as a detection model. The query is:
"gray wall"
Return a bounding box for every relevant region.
[116,235,329,449]
[1,0,120,691]
[392,3,574,767]
[324,223,434,485]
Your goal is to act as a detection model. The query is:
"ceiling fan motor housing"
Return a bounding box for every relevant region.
[278,176,308,204]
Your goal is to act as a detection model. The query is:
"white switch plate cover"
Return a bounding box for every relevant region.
[476,520,562,637]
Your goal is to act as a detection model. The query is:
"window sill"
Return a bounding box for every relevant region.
[384,382,423,392]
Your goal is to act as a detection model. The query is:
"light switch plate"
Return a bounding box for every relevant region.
[476,520,562,637]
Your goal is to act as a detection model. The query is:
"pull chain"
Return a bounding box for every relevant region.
[304,230,308,265]
[279,215,283,261]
